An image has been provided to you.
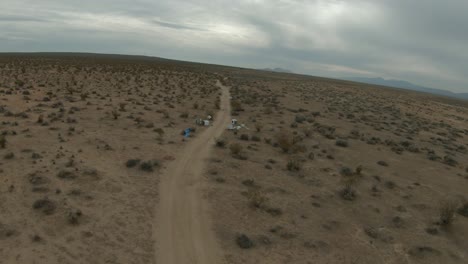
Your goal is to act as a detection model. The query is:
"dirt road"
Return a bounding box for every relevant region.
[155,81,230,264]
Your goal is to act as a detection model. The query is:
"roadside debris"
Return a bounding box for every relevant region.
[227,119,249,131]
[195,115,213,126]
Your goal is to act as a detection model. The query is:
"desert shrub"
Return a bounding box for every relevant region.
[265,207,283,216]
[111,110,119,120]
[240,134,249,141]
[247,189,268,209]
[377,160,388,166]
[236,234,254,249]
[340,167,353,176]
[291,143,307,153]
[67,208,82,225]
[161,110,170,118]
[232,100,243,111]
[255,123,263,132]
[443,155,458,166]
[154,128,164,138]
[242,179,256,187]
[458,203,468,217]
[216,138,227,148]
[295,114,306,123]
[179,112,188,118]
[119,103,126,111]
[336,139,348,147]
[33,198,56,215]
[126,159,141,168]
[0,135,5,148]
[339,185,356,201]
[303,127,313,137]
[4,152,14,159]
[276,131,293,153]
[37,115,44,124]
[251,135,261,142]
[57,170,77,180]
[140,160,159,172]
[338,166,362,201]
[287,159,301,171]
[229,143,243,156]
[439,200,459,226]
[355,165,363,175]
[384,181,396,189]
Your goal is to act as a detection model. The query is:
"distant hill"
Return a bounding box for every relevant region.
[341,77,468,100]
[261,68,293,74]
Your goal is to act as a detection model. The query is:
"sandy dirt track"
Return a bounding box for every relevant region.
[156,81,230,264]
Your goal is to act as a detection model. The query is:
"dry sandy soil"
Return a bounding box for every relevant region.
[1,53,467,264]
[0,54,221,263]
[208,71,468,264]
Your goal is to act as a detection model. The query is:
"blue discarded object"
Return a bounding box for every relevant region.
[184,128,191,138]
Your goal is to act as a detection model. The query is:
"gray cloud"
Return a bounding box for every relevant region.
[0,0,466,92]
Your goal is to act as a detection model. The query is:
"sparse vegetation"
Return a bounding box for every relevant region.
[438,200,459,226]
[229,143,243,156]
[286,159,301,171]
[335,139,348,147]
[246,189,268,209]
[126,159,141,168]
[1,52,468,264]
[33,198,56,215]
[0,135,6,149]
[255,123,263,132]
[140,160,159,172]
[276,131,293,153]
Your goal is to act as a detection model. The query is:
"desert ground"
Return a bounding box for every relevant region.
[0,53,467,264]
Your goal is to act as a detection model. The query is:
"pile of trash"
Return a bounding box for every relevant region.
[227,119,248,131]
[195,115,213,126]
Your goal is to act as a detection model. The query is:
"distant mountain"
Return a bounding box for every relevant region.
[261,67,293,74]
[342,77,468,100]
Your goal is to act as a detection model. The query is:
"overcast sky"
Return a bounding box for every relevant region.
[1,0,467,92]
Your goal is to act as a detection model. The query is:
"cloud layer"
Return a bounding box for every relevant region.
[1,0,466,92]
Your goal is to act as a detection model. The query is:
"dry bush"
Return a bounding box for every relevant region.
[255,123,263,132]
[154,128,164,138]
[232,100,243,111]
[338,169,362,201]
[0,135,6,149]
[229,143,243,156]
[111,110,119,120]
[179,111,189,118]
[37,115,44,124]
[439,199,459,226]
[287,159,301,171]
[216,138,227,148]
[119,103,126,111]
[336,139,348,147]
[302,127,313,137]
[247,189,268,209]
[276,131,294,153]
[339,185,356,201]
